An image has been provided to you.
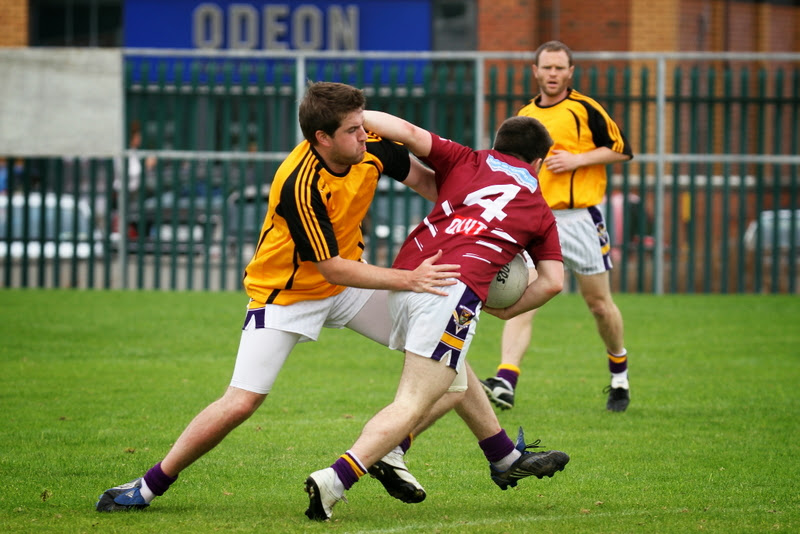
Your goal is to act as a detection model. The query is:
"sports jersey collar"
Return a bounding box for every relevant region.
[534,87,573,109]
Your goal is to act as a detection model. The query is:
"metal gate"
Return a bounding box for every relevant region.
[2,50,798,293]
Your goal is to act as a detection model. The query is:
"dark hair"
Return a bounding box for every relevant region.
[534,40,574,67]
[493,116,553,164]
[298,81,366,143]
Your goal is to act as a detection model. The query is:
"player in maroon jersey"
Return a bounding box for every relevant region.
[305,112,568,521]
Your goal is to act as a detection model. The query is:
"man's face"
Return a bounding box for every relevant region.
[533,49,574,99]
[325,109,368,170]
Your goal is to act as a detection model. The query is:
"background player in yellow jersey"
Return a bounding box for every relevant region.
[481,41,635,412]
[96,81,462,512]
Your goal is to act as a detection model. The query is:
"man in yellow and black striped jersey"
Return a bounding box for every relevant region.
[96,81,462,512]
[482,41,635,413]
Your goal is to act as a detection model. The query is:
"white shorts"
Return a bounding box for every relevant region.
[553,206,613,276]
[388,281,481,392]
[230,287,383,394]
[229,287,466,394]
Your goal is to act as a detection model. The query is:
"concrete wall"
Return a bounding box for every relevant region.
[0,48,123,157]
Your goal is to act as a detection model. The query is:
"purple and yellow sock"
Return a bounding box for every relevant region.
[496,364,521,390]
[607,349,628,374]
[331,450,367,491]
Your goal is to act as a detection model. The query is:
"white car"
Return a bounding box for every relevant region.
[0,192,103,259]
[744,209,800,255]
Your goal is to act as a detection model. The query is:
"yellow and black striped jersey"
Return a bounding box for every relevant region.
[518,88,633,209]
[243,134,411,307]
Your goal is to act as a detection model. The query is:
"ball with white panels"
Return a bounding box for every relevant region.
[485,254,528,308]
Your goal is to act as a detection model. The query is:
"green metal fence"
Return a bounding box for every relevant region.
[2,50,798,293]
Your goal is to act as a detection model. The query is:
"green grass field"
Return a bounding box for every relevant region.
[0,289,798,533]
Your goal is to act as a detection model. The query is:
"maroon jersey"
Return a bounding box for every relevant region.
[392,132,562,302]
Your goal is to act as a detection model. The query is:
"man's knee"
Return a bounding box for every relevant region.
[444,389,467,407]
[220,387,267,422]
[586,296,620,324]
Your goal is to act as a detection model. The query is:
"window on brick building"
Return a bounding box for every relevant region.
[30,0,122,47]
[432,0,477,51]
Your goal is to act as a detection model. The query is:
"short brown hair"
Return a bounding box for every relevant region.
[534,40,574,67]
[493,116,553,164]
[298,81,366,143]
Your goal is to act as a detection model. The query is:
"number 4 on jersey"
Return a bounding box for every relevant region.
[463,184,521,223]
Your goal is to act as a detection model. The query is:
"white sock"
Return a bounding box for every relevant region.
[492,449,521,472]
[139,478,156,503]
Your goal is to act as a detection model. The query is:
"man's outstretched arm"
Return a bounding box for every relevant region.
[364,110,433,158]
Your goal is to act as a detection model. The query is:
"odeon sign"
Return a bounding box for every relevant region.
[193,3,359,50]
[125,0,432,52]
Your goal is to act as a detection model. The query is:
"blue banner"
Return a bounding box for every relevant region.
[124,0,431,51]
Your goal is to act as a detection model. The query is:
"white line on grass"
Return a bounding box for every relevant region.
[338,506,742,534]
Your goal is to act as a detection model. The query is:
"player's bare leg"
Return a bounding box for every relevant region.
[452,364,503,440]
[483,267,538,409]
[575,271,629,411]
[161,387,267,475]
[349,352,455,467]
[96,387,266,511]
[305,352,454,520]
[405,363,506,441]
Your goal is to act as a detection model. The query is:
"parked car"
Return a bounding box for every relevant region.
[0,192,103,259]
[744,209,800,254]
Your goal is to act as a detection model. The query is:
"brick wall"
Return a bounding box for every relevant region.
[476,0,798,53]
[0,0,28,47]
[478,0,539,51]
[635,0,679,51]
[548,1,632,52]
[476,0,635,53]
